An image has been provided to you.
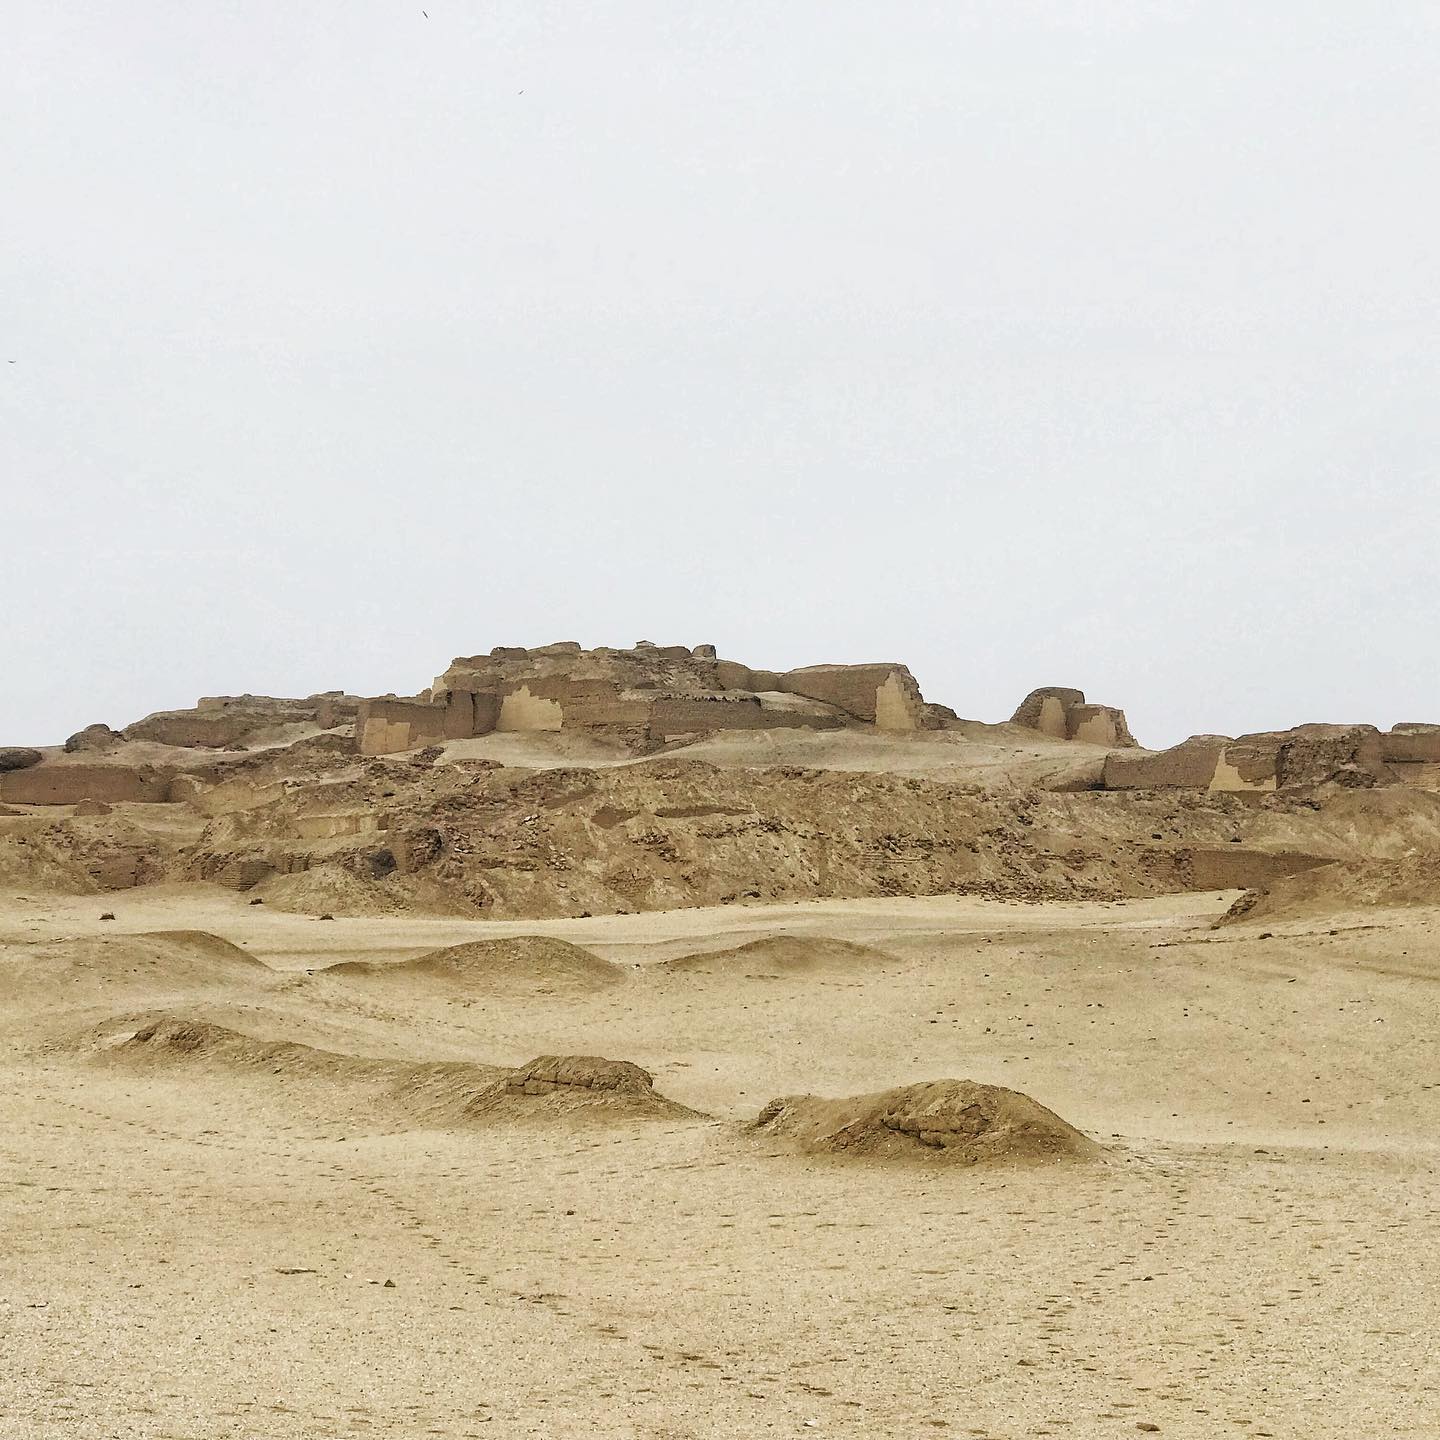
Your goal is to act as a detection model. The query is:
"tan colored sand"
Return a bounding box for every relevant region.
[3,881,1438,1438]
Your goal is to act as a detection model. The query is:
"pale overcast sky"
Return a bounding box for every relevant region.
[4,2,1437,748]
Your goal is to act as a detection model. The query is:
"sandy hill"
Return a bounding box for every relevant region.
[1,646,1437,920]
[7,738,1439,921]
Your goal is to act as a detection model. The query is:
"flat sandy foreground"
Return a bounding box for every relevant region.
[2,884,1436,1439]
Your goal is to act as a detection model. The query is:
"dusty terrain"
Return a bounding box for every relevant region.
[4,877,1437,1439]
[4,692,1438,1437]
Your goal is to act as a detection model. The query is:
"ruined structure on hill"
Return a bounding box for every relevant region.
[355,642,935,756]
[6,639,1439,815]
[1010,687,1137,748]
[1101,723,1440,794]
[124,693,361,748]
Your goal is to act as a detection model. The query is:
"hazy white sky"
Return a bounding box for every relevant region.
[5,1,1437,748]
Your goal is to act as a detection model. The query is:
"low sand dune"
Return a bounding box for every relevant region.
[0,929,272,1017]
[659,933,896,976]
[322,935,627,994]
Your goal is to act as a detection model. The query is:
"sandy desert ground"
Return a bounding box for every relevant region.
[3,879,1436,1439]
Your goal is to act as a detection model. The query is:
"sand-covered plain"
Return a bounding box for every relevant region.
[3,883,1436,1438]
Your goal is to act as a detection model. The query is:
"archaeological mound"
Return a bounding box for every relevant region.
[754,1079,1099,1165]
[464,1055,702,1123]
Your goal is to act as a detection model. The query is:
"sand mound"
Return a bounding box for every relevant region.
[325,936,625,994]
[661,934,895,977]
[1220,853,1440,926]
[255,864,479,918]
[90,1013,510,1122]
[93,1022,692,1126]
[101,1014,370,1075]
[463,1054,702,1123]
[134,929,272,970]
[753,1079,1099,1165]
[0,930,272,1016]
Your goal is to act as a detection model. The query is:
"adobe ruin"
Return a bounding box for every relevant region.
[1010,687,1137,748]
[1100,723,1424,794]
[124,693,361,748]
[6,641,1438,812]
[355,643,935,756]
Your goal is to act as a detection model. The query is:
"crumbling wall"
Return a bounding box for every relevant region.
[1208,739,1279,792]
[873,671,927,732]
[482,677,656,732]
[1183,847,1329,890]
[714,661,783,693]
[314,695,361,730]
[438,688,500,736]
[1012,688,1085,738]
[126,710,269,748]
[436,643,725,703]
[649,694,845,738]
[1104,736,1279,793]
[1103,737,1230,790]
[1382,725,1440,764]
[1068,704,1135,748]
[0,762,174,805]
[1105,725,1394,793]
[1012,687,1136,748]
[1273,725,1389,789]
[128,693,360,748]
[780,664,925,730]
[356,699,451,756]
[64,725,123,754]
[548,683,653,730]
[381,645,937,747]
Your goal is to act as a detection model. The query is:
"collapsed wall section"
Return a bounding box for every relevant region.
[1011,687,1086,739]
[127,693,360,748]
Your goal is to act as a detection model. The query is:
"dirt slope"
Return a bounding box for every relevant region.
[1221,852,1440,925]
[4,723,1439,919]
